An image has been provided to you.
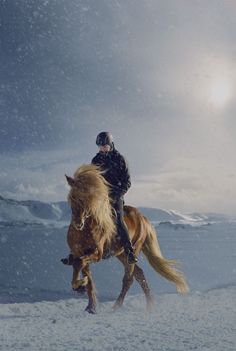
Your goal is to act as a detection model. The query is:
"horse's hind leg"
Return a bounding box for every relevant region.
[133,264,155,311]
[113,254,135,310]
[82,264,97,314]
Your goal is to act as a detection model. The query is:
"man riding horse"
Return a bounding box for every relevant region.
[92,131,138,264]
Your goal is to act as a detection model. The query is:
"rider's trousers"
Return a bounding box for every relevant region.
[111,196,133,252]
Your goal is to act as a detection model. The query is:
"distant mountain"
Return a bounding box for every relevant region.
[0,195,70,227]
[0,195,233,227]
[138,207,184,222]
[138,207,232,225]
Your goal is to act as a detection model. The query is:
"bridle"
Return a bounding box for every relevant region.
[70,195,90,231]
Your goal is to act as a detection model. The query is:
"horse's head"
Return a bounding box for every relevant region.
[65,165,116,243]
[65,174,90,231]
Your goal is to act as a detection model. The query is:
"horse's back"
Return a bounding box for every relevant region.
[124,205,141,217]
[124,205,150,225]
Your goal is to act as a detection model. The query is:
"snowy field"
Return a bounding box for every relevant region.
[0,197,236,350]
[1,288,235,351]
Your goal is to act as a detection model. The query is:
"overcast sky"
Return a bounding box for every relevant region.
[1,0,236,215]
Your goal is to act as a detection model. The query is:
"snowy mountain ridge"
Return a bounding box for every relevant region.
[0,195,233,227]
[0,195,70,227]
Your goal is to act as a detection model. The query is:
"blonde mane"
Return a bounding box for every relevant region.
[68,164,116,243]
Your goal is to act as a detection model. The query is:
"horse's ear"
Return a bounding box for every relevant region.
[65,174,75,187]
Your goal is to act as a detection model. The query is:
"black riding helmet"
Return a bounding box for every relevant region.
[96,132,114,147]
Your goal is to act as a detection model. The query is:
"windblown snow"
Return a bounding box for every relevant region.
[0,196,235,350]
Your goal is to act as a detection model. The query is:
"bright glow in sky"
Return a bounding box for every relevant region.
[208,78,232,108]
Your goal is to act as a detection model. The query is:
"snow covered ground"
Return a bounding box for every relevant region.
[1,288,235,351]
[0,196,235,350]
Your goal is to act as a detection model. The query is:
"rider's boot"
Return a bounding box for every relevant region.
[116,220,138,264]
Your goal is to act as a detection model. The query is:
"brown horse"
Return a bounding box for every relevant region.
[64,164,189,314]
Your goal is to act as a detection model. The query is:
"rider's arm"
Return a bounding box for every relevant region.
[111,155,131,197]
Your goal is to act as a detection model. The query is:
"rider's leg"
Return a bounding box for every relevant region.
[113,197,138,264]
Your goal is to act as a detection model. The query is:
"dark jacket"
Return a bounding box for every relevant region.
[91,146,131,198]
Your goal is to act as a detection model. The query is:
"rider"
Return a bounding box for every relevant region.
[92,131,138,265]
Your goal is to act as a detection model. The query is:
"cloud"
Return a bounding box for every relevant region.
[127,157,236,215]
[0,147,87,202]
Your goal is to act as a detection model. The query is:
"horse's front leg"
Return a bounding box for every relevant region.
[82,264,97,314]
[80,246,103,264]
[71,257,86,290]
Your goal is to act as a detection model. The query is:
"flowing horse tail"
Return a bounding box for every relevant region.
[141,218,189,293]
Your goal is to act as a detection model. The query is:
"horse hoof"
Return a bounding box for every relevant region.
[85,306,97,314]
[61,254,74,265]
[146,297,156,313]
[112,302,122,311]
[72,276,88,290]
[61,258,69,265]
